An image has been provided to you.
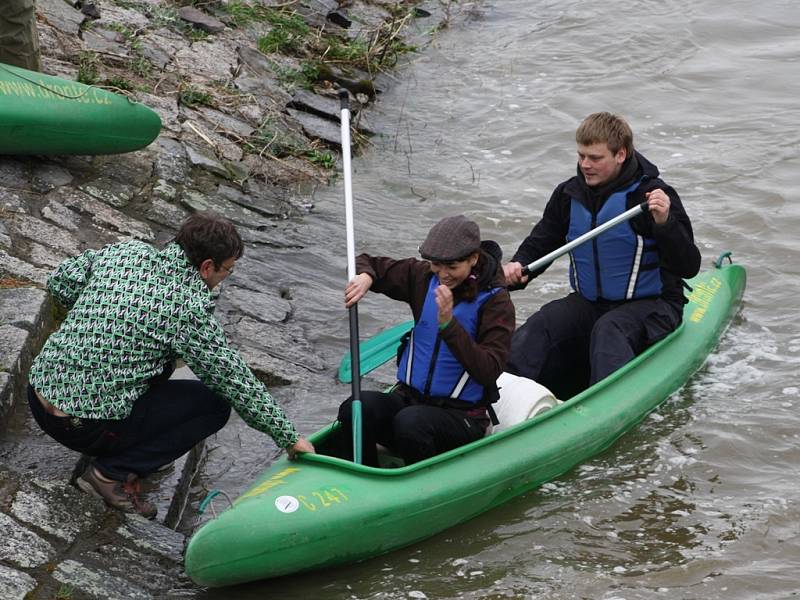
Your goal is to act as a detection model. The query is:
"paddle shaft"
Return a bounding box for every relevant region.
[339,89,363,464]
[521,201,648,276]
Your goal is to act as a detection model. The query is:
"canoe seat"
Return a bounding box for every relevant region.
[489,372,562,434]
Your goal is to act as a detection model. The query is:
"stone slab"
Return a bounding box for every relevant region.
[0,564,36,600]
[0,512,56,569]
[11,480,105,544]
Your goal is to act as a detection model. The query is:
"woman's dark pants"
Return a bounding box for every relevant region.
[337,389,486,467]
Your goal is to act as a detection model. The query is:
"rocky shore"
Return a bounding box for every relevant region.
[0,0,455,596]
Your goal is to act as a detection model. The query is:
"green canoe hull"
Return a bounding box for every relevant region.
[0,63,161,155]
[185,260,746,587]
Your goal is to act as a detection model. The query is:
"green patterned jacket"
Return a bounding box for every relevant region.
[28,241,299,449]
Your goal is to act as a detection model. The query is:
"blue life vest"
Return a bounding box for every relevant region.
[567,179,662,301]
[397,275,499,404]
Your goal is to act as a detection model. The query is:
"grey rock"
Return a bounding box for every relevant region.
[38,0,85,36]
[41,199,81,231]
[223,285,292,323]
[28,241,69,269]
[181,188,265,227]
[3,214,81,257]
[0,512,56,568]
[174,38,237,83]
[138,28,189,72]
[0,564,37,599]
[11,479,105,544]
[0,326,28,376]
[0,287,47,330]
[0,187,30,214]
[95,3,151,30]
[0,221,10,248]
[54,559,154,600]
[235,46,292,107]
[30,163,74,193]
[238,224,305,249]
[290,89,348,121]
[151,179,178,202]
[117,513,186,563]
[144,196,189,231]
[78,152,154,209]
[82,27,129,57]
[154,137,190,184]
[218,183,287,219]
[297,0,352,29]
[80,542,182,595]
[194,105,256,139]
[178,6,226,34]
[222,313,326,382]
[181,118,244,163]
[287,107,342,147]
[0,160,29,190]
[184,145,229,178]
[49,188,154,242]
[0,250,49,285]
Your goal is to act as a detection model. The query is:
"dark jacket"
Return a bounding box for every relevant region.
[511,151,701,306]
[355,241,515,388]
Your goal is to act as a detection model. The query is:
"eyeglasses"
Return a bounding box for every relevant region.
[219,263,235,275]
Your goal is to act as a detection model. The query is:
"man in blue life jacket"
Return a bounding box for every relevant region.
[503,112,701,399]
[0,0,40,71]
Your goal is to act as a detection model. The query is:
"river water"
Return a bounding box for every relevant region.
[198,0,800,597]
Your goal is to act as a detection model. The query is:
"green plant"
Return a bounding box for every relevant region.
[77,51,100,85]
[130,55,153,78]
[224,0,273,27]
[179,85,214,108]
[104,76,135,91]
[271,61,318,92]
[247,117,307,157]
[256,9,309,54]
[305,149,335,169]
[56,584,74,600]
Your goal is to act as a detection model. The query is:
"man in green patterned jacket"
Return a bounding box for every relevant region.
[27,212,314,518]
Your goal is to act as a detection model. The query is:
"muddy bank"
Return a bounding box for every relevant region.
[0,0,464,596]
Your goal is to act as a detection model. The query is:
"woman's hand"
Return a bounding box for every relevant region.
[434,284,454,325]
[344,273,373,307]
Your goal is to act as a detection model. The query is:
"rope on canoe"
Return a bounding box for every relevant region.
[714,251,733,268]
[0,63,90,100]
[198,489,234,518]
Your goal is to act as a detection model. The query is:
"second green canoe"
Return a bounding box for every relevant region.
[185,257,746,587]
[0,62,161,155]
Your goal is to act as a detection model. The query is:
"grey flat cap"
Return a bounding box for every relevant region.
[419,215,481,262]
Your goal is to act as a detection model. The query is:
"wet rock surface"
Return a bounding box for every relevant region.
[0,0,448,596]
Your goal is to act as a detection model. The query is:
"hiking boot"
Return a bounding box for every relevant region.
[77,466,157,519]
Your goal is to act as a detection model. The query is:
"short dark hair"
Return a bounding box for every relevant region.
[175,211,244,269]
[576,112,634,157]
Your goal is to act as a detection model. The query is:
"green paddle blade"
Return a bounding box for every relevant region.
[338,320,414,383]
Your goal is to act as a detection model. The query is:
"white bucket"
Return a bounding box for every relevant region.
[489,372,561,434]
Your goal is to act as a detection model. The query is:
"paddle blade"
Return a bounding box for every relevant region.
[338,320,414,383]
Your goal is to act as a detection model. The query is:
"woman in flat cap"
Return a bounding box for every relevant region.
[336,215,515,467]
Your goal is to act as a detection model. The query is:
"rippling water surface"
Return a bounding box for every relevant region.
[199,0,800,597]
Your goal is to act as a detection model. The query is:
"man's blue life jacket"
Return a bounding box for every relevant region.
[567,179,662,301]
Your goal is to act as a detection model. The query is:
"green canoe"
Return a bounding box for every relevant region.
[0,62,161,155]
[185,257,746,587]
